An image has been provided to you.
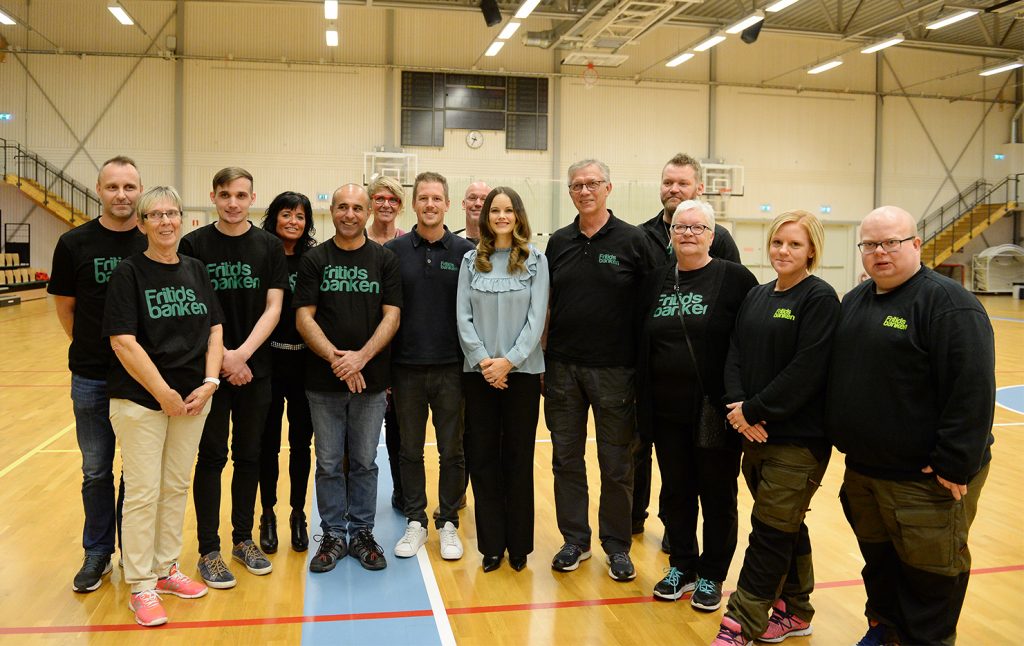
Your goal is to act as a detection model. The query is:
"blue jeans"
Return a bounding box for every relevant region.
[307,389,388,537]
[71,374,123,557]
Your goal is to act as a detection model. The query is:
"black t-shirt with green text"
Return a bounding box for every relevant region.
[179,223,288,378]
[102,254,224,411]
[293,238,402,393]
[47,218,147,379]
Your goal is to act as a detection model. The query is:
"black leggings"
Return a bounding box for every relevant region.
[258,349,313,515]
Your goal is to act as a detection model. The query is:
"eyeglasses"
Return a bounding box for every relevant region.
[372,195,401,206]
[143,209,181,221]
[856,236,914,254]
[568,180,607,194]
[671,223,711,235]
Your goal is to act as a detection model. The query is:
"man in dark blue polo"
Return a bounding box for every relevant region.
[544,159,659,582]
[385,172,474,562]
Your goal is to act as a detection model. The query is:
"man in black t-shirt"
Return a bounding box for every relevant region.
[385,172,475,562]
[544,159,658,582]
[179,167,287,589]
[633,153,742,544]
[828,206,995,646]
[48,156,147,593]
[294,184,401,573]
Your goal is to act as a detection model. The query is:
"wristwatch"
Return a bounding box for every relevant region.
[203,377,221,389]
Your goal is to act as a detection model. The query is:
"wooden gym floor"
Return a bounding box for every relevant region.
[0,295,1021,645]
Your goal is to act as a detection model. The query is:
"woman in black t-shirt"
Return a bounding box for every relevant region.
[103,186,224,627]
[637,199,757,614]
[257,191,317,554]
[712,211,839,645]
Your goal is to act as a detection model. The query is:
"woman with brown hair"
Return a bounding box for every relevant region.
[456,187,549,573]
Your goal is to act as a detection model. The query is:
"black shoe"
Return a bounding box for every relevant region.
[482,555,502,572]
[290,510,309,552]
[661,532,671,554]
[509,555,527,571]
[551,543,591,572]
[350,529,387,571]
[606,551,636,582]
[690,577,723,611]
[653,567,697,601]
[631,519,645,535]
[260,512,278,554]
[309,534,347,573]
[73,554,112,593]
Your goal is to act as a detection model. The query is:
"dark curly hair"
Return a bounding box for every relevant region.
[261,191,317,255]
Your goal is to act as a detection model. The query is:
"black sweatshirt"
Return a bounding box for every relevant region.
[827,266,995,484]
[724,275,839,451]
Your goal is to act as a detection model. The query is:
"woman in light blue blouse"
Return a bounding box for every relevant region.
[457,187,549,573]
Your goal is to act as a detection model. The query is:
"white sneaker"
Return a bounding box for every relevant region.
[438,521,463,560]
[394,521,428,558]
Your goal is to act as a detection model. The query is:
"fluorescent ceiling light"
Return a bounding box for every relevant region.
[0,10,15,25]
[498,22,521,40]
[693,35,726,52]
[807,59,843,74]
[726,12,764,35]
[665,52,695,67]
[485,41,505,56]
[107,2,133,26]
[326,29,338,47]
[324,0,338,20]
[514,0,542,20]
[979,60,1024,76]
[926,10,978,30]
[861,34,904,54]
[765,0,800,12]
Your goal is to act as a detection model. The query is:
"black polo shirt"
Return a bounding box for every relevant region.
[384,225,474,365]
[545,211,659,367]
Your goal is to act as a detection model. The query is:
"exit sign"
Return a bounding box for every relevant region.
[0,114,13,121]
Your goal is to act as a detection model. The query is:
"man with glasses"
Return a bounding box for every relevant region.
[634,153,742,548]
[49,156,147,592]
[544,159,659,581]
[827,205,995,646]
[180,167,288,589]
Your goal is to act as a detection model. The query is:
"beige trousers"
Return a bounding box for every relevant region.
[109,398,209,592]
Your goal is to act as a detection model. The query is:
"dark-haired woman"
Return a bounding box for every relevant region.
[711,211,839,646]
[257,191,317,553]
[456,187,549,573]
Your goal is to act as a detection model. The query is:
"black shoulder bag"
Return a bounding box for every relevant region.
[673,264,736,451]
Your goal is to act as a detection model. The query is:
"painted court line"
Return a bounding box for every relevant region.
[3,564,1020,636]
[417,549,457,646]
[0,422,74,479]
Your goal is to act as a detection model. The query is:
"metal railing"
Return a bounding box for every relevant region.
[918,174,1021,267]
[1,138,101,223]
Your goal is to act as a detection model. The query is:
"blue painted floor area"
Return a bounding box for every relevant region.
[302,430,442,646]
[996,385,1024,416]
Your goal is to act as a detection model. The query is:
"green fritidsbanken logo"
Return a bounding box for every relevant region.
[598,253,620,266]
[320,264,380,294]
[882,315,908,330]
[93,257,124,284]
[440,260,458,271]
[145,287,209,319]
[772,308,796,321]
[207,261,260,290]
[653,291,707,317]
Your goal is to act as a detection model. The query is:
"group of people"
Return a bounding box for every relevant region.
[50,152,995,646]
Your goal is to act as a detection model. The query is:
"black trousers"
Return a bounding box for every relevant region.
[258,349,313,514]
[384,390,402,499]
[194,377,271,555]
[631,439,654,526]
[653,408,740,582]
[463,372,540,558]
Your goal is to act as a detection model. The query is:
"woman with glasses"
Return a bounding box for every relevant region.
[103,186,224,626]
[257,192,317,554]
[711,211,839,646]
[366,176,406,508]
[637,199,757,612]
[456,187,549,573]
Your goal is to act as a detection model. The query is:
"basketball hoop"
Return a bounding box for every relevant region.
[718,188,732,200]
[582,62,599,90]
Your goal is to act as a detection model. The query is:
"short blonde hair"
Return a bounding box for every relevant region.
[367,175,406,206]
[137,186,182,218]
[767,210,824,273]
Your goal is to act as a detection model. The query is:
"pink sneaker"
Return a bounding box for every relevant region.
[759,599,813,642]
[711,617,751,645]
[128,589,168,627]
[155,563,208,599]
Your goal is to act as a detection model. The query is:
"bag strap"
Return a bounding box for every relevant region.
[673,265,707,396]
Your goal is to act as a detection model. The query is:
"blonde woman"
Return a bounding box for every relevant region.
[713,210,840,645]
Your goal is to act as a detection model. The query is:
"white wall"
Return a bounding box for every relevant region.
[0,0,1021,290]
